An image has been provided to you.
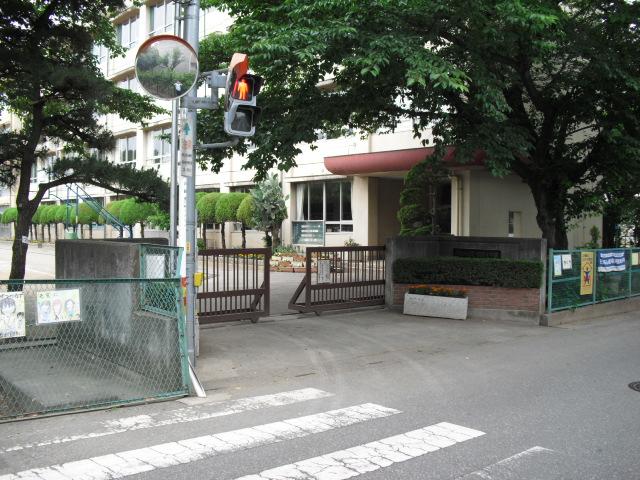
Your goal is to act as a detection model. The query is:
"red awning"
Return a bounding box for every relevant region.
[324,147,485,175]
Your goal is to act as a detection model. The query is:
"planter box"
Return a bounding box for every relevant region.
[403,293,468,320]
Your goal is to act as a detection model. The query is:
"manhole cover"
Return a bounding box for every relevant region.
[629,382,640,392]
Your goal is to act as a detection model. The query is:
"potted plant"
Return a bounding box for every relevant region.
[403,285,468,320]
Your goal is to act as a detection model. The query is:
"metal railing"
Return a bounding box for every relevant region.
[197,248,271,324]
[289,246,386,313]
[547,247,640,312]
[69,183,132,238]
[0,278,189,420]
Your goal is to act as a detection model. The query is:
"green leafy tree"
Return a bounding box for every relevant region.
[250,175,288,248]
[200,0,640,249]
[41,205,57,242]
[195,191,207,242]
[0,0,168,280]
[30,206,43,241]
[147,204,170,231]
[77,203,99,239]
[398,159,451,236]
[215,192,248,249]
[1,207,17,238]
[53,205,69,239]
[104,199,127,237]
[196,192,221,248]
[236,194,256,248]
[119,199,155,238]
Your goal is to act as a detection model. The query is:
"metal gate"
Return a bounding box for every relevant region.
[197,248,271,324]
[289,246,385,313]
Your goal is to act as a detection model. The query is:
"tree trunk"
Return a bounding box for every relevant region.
[202,223,207,248]
[140,222,145,238]
[41,224,45,242]
[602,204,618,248]
[529,181,569,249]
[47,224,51,243]
[10,159,38,281]
[241,224,246,248]
[54,223,58,240]
[89,223,93,239]
[80,224,84,239]
[221,223,226,249]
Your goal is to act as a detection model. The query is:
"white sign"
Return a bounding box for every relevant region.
[561,254,572,271]
[553,255,562,277]
[317,260,331,284]
[36,289,81,324]
[179,111,194,177]
[0,292,25,339]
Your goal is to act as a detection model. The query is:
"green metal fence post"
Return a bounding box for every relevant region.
[628,247,632,299]
[547,248,554,312]
[592,249,597,306]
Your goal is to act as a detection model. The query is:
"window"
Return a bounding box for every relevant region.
[229,185,253,194]
[147,127,171,164]
[30,163,37,183]
[92,44,108,65]
[149,1,174,35]
[117,136,137,166]
[117,75,138,92]
[116,16,139,49]
[508,211,522,237]
[296,181,353,232]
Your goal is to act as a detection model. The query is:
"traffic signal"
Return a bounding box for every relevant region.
[224,53,264,137]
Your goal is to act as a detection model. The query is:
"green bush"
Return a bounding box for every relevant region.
[1,207,17,224]
[393,256,543,289]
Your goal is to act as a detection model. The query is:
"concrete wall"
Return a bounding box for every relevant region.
[55,239,183,384]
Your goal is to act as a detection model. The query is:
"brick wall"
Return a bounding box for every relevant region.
[393,283,540,312]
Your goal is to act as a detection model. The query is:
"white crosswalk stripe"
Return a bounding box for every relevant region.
[0,403,401,480]
[235,422,486,480]
[2,388,333,453]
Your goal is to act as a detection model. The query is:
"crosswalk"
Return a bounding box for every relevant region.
[0,387,551,480]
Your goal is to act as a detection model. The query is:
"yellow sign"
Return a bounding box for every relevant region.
[580,252,594,295]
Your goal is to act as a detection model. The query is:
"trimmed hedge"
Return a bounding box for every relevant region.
[393,256,543,289]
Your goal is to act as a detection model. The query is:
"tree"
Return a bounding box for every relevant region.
[398,159,451,236]
[215,192,248,249]
[1,207,17,238]
[119,199,155,238]
[53,205,69,239]
[147,204,170,231]
[200,0,640,249]
[236,195,256,248]
[250,175,288,248]
[41,205,57,242]
[31,206,42,241]
[0,0,168,280]
[196,192,221,248]
[195,191,207,241]
[77,203,99,239]
[104,199,126,237]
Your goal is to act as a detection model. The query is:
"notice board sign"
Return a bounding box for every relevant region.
[292,221,325,245]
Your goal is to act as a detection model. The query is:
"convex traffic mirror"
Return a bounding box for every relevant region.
[135,34,199,100]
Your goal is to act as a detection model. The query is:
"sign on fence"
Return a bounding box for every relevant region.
[292,221,325,245]
[597,251,626,272]
[0,292,25,339]
[580,251,594,295]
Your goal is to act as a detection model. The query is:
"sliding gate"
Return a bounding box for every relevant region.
[289,246,386,313]
[197,248,271,324]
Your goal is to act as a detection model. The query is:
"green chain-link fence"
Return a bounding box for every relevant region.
[0,278,189,421]
[547,248,640,312]
[140,244,183,316]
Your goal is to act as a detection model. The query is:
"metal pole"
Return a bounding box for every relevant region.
[183,0,199,367]
[169,2,180,246]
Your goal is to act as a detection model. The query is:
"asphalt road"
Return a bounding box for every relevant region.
[1,308,639,479]
[0,241,56,279]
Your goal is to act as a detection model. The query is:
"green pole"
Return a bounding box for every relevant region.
[592,249,597,306]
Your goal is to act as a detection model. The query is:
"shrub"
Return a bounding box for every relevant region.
[393,256,543,289]
[408,285,467,298]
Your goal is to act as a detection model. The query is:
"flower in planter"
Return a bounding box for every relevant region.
[408,285,467,298]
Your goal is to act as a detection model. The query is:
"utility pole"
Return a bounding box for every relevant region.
[179,0,199,366]
[169,1,181,247]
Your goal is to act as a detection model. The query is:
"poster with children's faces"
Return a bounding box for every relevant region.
[36,289,81,324]
[0,292,26,339]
